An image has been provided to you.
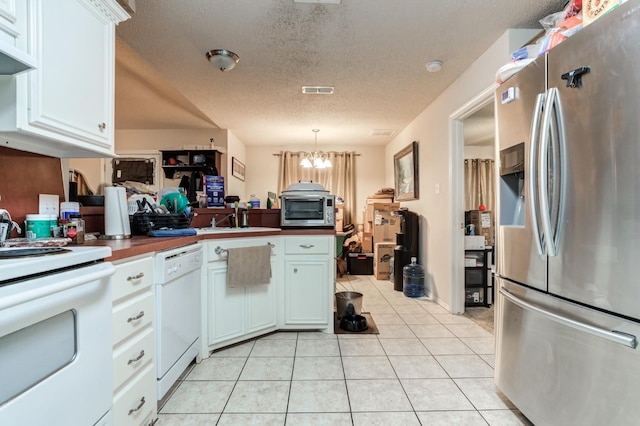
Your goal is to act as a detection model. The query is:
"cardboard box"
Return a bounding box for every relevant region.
[465,236,486,250]
[373,202,401,243]
[204,175,225,207]
[468,210,494,246]
[365,198,393,222]
[583,1,618,27]
[335,205,344,221]
[374,242,395,280]
[335,219,343,232]
[361,232,373,253]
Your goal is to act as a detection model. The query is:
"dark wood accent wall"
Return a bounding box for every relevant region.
[191,208,281,228]
[0,147,65,237]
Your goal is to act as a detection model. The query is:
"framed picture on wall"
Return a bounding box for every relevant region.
[232,157,245,181]
[394,141,419,201]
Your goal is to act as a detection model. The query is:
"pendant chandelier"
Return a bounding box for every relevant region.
[300,129,332,169]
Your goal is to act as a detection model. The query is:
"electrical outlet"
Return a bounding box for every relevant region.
[39,194,60,216]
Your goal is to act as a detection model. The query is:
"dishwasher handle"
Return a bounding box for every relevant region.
[500,287,637,349]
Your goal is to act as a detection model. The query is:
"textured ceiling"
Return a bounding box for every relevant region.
[115,0,564,146]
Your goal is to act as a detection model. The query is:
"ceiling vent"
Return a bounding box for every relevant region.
[302,86,335,95]
[294,0,341,4]
[370,129,397,136]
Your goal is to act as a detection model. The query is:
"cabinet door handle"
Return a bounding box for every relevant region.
[127,311,145,322]
[127,350,145,365]
[127,272,145,281]
[294,268,298,273]
[128,397,146,415]
[299,244,315,249]
[98,122,106,131]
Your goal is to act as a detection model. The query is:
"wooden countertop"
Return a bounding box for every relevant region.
[83,228,336,262]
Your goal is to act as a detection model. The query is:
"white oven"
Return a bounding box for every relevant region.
[0,247,114,426]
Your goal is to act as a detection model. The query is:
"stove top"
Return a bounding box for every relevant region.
[0,247,71,259]
[0,246,112,283]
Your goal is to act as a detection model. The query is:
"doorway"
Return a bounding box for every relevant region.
[449,84,497,315]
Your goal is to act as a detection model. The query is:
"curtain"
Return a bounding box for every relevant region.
[278,151,356,225]
[464,159,495,212]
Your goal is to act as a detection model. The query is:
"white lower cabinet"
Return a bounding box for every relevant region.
[111,255,156,426]
[282,236,335,331]
[203,238,280,353]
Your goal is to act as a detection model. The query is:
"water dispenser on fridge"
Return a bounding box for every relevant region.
[499,143,525,227]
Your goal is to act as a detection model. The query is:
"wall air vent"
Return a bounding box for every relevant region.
[302,86,335,95]
[294,0,341,4]
[370,129,397,136]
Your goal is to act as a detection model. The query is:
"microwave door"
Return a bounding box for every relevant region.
[283,199,324,221]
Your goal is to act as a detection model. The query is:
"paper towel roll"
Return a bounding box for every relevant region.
[104,187,131,239]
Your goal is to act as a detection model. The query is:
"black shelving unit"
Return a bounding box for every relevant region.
[160,149,222,179]
[464,248,493,307]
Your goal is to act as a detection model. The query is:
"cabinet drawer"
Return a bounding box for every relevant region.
[113,328,154,391]
[113,364,156,426]
[206,238,278,262]
[285,237,329,255]
[112,257,154,302]
[113,292,154,345]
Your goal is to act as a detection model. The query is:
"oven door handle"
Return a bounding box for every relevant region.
[0,264,115,310]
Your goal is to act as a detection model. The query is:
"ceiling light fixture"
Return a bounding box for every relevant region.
[206,49,239,72]
[426,60,443,73]
[300,129,332,169]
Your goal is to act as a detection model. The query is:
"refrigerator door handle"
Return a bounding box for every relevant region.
[529,93,546,256]
[538,87,559,257]
[500,287,638,349]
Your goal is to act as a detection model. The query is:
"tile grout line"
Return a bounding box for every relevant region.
[215,341,254,424]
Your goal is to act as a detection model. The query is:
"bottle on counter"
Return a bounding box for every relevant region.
[65,214,85,244]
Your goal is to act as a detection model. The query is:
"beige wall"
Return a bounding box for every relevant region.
[243,144,386,220]
[384,29,537,311]
[464,145,495,159]
[225,131,246,201]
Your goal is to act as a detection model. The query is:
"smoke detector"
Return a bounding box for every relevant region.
[426,60,443,73]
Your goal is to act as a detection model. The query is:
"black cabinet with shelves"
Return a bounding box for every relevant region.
[464,248,493,307]
[160,149,222,179]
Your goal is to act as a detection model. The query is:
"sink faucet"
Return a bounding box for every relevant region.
[210,213,236,228]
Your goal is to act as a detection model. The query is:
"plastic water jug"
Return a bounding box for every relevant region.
[403,257,425,298]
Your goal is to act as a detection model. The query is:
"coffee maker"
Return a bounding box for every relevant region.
[393,208,419,291]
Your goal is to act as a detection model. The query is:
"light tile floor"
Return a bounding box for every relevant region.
[156,275,532,425]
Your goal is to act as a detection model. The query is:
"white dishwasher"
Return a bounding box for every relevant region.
[155,243,203,400]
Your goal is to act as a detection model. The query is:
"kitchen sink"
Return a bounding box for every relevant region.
[196,227,280,235]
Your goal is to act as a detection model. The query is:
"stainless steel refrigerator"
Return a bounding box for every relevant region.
[495,2,640,424]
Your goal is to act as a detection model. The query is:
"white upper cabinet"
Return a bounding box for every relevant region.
[0,0,37,74]
[0,0,129,158]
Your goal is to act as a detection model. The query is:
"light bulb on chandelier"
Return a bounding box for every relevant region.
[300,129,332,169]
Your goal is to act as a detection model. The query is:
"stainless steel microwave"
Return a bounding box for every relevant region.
[280,193,335,228]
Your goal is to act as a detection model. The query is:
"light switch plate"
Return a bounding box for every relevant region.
[39,194,59,216]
